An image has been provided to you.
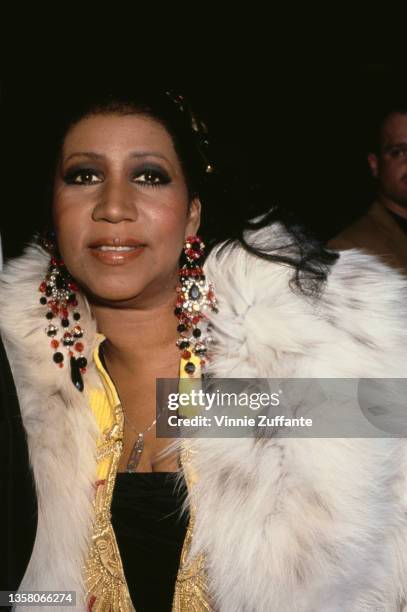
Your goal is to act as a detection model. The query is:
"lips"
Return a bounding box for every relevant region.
[88,237,146,249]
[88,237,146,265]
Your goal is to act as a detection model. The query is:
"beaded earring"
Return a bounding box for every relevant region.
[175,235,217,376]
[38,233,87,392]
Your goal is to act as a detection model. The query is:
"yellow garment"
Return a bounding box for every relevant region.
[84,333,212,611]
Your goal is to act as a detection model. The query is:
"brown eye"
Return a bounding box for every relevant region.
[133,168,170,187]
[389,148,407,159]
[64,169,103,185]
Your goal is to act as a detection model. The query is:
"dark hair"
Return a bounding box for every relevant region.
[39,84,338,297]
[367,102,407,154]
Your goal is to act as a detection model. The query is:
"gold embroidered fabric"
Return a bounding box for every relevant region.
[83,334,213,612]
[84,403,134,612]
[171,443,214,612]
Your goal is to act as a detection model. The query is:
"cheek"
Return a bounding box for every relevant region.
[52,196,90,261]
[137,198,190,277]
[141,194,190,246]
[382,161,404,183]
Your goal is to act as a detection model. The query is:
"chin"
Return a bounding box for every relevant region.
[393,194,407,207]
[81,278,147,306]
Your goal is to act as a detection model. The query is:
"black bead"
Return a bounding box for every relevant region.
[55,275,65,290]
[68,293,76,303]
[174,307,182,316]
[184,362,196,375]
[77,356,87,369]
[61,318,70,327]
[46,311,54,320]
[179,340,190,349]
[45,287,52,297]
[73,312,81,321]
[191,242,201,251]
[193,328,202,338]
[70,356,84,392]
[40,297,47,305]
[53,352,64,364]
[177,323,186,333]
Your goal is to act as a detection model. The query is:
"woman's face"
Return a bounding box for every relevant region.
[52,113,201,307]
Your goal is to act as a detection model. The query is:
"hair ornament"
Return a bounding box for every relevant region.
[165,90,214,174]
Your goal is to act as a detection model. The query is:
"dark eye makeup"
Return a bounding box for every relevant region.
[387,145,407,159]
[62,165,171,187]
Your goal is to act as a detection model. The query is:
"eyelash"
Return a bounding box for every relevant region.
[63,167,171,187]
[389,148,407,159]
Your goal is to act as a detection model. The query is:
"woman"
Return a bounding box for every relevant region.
[1,86,407,612]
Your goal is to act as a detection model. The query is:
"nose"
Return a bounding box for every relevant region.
[92,176,136,223]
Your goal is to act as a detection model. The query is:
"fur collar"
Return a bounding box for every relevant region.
[0,242,103,601]
[2,227,407,611]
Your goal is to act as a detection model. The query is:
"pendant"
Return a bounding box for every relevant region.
[126,434,144,472]
[70,356,84,392]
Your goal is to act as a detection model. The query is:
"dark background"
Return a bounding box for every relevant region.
[1,64,406,260]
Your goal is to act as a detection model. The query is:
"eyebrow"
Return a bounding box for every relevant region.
[384,142,407,150]
[64,151,170,163]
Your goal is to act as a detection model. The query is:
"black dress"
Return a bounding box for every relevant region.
[99,343,189,610]
[110,471,189,612]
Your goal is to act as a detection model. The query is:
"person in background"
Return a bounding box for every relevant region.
[328,105,407,273]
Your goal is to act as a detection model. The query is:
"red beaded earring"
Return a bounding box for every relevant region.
[38,232,87,392]
[175,235,217,376]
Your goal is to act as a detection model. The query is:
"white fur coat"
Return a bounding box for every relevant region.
[2,223,407,611]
